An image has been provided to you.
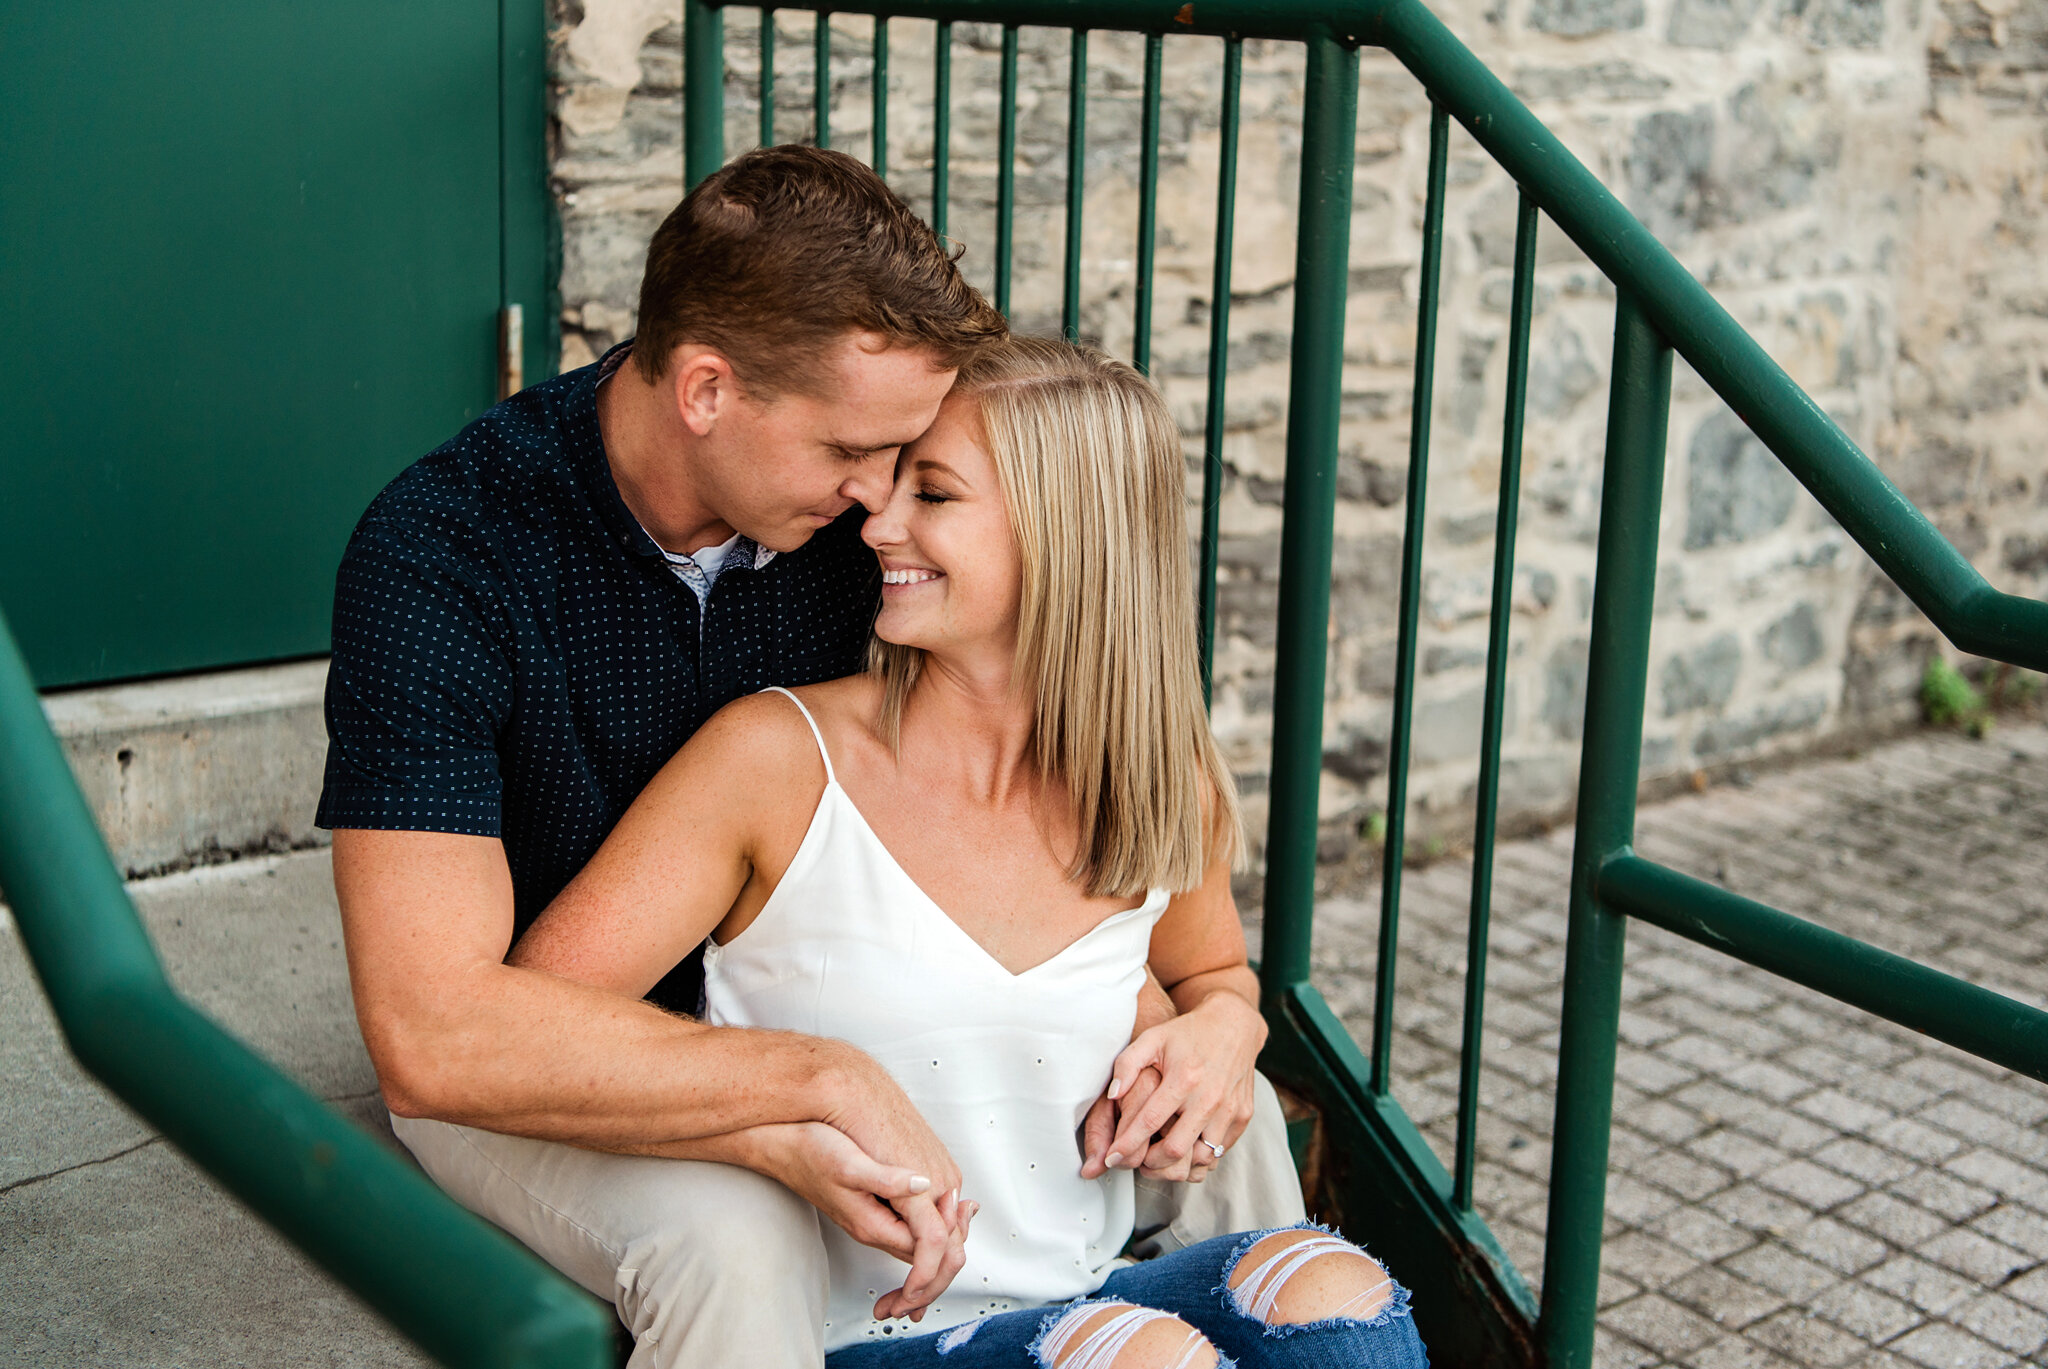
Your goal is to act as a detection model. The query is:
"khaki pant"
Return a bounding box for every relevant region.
[392,1073,1305,1369]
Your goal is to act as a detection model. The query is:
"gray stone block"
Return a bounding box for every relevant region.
[1759,603,1824,672]
[1661,634,1743,716]
[1694,695,1830,759]
[1544,637,1590,740]
[1780,0,1885,48]
[1510,61,1672,101]
[1528,0,1647,37]
[1668,0,1765,48]
[1527,320,1602,418]
[1685,408,1801,549]
[1627,106,1715,240]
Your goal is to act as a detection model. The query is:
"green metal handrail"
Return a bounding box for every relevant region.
[684,4,2048,1365]
[0,611,613,1368]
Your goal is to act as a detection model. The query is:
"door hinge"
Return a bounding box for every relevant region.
[498,303,524,401]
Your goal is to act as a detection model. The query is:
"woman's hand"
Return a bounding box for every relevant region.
[749,1121,977,1322]
[815,1055,979,1319]
[1099,988,1266,1182]
[750,1121,940,1258]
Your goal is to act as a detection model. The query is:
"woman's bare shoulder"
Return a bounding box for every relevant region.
[686,687,839,791]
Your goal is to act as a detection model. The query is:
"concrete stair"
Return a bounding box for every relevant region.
[0,849,429,1367]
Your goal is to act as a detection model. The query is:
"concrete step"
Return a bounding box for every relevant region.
[42,660,330,879]
[0,848,428,1367]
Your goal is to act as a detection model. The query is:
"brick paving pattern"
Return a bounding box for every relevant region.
[1287,723,2048,1368]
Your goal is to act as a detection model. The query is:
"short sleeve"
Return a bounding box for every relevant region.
[315,520,513,836]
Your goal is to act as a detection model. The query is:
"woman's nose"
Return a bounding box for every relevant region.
[861,501,903,550]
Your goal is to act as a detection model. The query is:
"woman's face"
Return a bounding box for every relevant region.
[861,393,1021,663]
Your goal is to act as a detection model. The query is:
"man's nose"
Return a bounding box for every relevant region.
[842,462,894,515]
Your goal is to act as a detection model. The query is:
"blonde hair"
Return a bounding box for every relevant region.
[870,338,1242,897]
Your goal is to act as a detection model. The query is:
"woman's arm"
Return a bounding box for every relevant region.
[510,695,780,992]
[512,692,972,1319]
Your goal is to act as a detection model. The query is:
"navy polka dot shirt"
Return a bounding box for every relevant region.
[317,343,880,1011]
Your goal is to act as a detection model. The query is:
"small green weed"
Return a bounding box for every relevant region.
[1921,657,1991,737]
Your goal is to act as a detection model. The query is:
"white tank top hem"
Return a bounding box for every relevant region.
[702,687,1169,1352]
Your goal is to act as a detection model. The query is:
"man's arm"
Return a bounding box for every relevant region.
[337,826,970,1318]
[335,826,874,1147]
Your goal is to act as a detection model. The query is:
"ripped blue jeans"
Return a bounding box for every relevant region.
[824,1224,1429,1369]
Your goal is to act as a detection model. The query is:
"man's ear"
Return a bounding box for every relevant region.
[669,348,737,437]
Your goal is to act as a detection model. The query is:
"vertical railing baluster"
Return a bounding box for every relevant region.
[995,24,1019,315]
[685,0,724,189]
[1540,294,1673,1369]
[1369,100,1450,1097]
[814,11,832,148]
[1453,190,1539,1214]
[1256,34,1359,1011]
[932,21,951,238]
[1133,32,1163,374]
[1062,29,1089,343]
[871,17,889,177]
[759,8,777,147]
[1198,36,1242,706]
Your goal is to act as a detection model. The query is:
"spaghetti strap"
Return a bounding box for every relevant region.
[758,686,837,785]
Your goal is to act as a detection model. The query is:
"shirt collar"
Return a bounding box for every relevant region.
[572,341,668,564]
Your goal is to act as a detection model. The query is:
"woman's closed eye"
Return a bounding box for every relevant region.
[914,487,954,505]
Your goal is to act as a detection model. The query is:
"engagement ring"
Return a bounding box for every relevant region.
[1201,1140,1226,1159]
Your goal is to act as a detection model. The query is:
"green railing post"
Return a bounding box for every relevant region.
[1061,28,1088,343]
[1257,29,1358,1011]
[760,9,778,146]
[1132,32,1163,373]
[814,10,833,146]
[872,17,889,176]
[1453,189,1538,1213]
[994,24,1019,315]
[1369,99,1449,1097]
[685,0,725,188]
[1197,36,1242,705]
[931,20,951,238]
[1539,293,1673,1369]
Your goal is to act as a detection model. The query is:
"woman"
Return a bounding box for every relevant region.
[513,340,1428,1369]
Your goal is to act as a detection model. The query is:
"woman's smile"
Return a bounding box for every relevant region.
[881,566,945,587]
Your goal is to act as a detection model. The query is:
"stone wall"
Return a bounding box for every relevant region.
[547,0,2048,863]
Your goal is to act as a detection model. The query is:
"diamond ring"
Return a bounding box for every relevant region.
[1201,1140,1226,1159]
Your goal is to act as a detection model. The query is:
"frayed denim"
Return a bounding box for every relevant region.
[824,1223,1430,1369]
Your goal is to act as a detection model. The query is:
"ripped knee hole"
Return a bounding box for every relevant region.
[1226,1230,1395,1326]
[1035,1301,1218,1369]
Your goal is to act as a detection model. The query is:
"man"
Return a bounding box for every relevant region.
[319,146,1300,1369]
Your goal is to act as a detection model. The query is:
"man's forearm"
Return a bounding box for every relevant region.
[369,959,871,1152]
[1134,967,1177,1036]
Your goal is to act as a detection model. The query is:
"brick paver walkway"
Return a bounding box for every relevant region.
[1287,722,2048,1367]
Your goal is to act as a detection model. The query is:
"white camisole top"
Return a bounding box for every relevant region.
[702,688,1170,1352]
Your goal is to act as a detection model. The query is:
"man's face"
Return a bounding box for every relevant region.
[691,332,957,554]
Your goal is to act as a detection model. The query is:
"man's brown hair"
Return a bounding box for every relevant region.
[633,145,1007,394]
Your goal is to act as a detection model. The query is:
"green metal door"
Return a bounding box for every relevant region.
[0,1,551,688]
